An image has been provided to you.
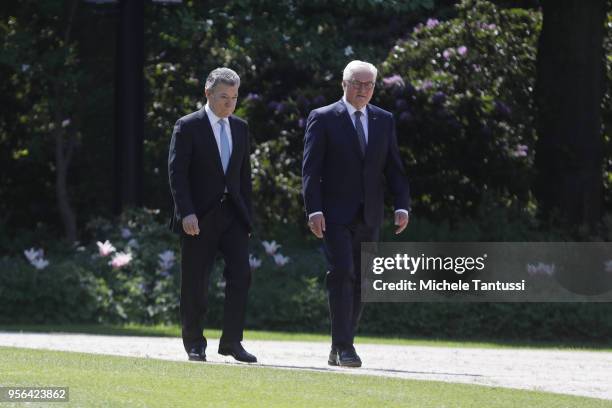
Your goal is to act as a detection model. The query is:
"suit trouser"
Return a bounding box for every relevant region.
[179,199,251,352]
[323,212,379,348]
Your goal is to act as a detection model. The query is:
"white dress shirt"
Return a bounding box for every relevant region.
[205,103,233,159]
[342,95,368,144]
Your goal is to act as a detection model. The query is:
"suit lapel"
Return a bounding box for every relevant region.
[227,116,241,173]
[334,100,365,159]
[197,108,225,175]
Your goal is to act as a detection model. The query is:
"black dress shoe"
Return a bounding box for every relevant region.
[328,346,362,367]
[187,346,206,362]
[218,342,257,363]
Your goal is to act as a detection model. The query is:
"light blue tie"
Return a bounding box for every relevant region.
[218,119,230,173]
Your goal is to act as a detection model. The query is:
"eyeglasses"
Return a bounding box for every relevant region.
[347,79,375,90]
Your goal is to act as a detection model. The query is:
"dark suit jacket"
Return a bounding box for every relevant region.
[168,108,253,233]
[302,100,410,227]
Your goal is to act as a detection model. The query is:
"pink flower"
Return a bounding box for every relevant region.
[109,251,132,269]
[97,240,116,257]
[457,46,468,56]
[382,74,404,89]
[426,18,439,29]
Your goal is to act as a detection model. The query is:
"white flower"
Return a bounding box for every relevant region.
[31,258,49,270]
[97,240,116,257]
[217,279,227,289]
[249,255,262,270]
[61,119,71,128]
[526,262,555,277]
[158,250,176,271]
[21,64,30,72]
[273,253,290,267]
[121,228,132,239]
[127,238,139,249]
[262,240,281,255]
[109,251,132,269]
[604,260,612,273]
[24,248,43,263]
[23,248,49,270]
[344,45,354,56]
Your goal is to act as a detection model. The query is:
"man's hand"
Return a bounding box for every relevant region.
[308,213,326,239]
[394,211,409,235]
[182,214,200,236]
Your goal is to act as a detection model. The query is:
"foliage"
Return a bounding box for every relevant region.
[0,256,101,324]
[142,1,433,228]
[379,0,542,221]
[3,207,612,344]
[0,0,115,241]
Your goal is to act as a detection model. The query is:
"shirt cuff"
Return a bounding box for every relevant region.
[308,211,323,219]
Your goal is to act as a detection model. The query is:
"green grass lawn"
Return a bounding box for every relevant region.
[1,347,610,408]
[1,323,611,351]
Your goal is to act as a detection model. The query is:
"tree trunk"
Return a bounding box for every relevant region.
[113,0,144,214]
[54,0,79,243]
[534,0,606,230]
[55,130,77,243]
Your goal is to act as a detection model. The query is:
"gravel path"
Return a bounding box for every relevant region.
[1,332,611,401]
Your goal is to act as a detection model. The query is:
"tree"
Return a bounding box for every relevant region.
[1,0,84,242]
[535,0,608,230]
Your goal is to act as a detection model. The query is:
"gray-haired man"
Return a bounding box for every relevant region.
[168,67,256,363]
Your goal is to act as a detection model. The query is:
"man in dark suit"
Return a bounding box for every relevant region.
[302,60,410,367]
[168,67,256,363]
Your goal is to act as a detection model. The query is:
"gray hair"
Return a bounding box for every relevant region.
[342,60,378,81]
[205,67,240,92]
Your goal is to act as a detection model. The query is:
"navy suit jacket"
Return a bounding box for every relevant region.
[302,100,410,227]
[168,108,252,233]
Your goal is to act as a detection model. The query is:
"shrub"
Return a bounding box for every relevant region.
[379,0,541,221]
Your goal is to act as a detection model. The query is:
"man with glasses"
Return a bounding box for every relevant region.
[168,67,257,363]
[302,60,410,367]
